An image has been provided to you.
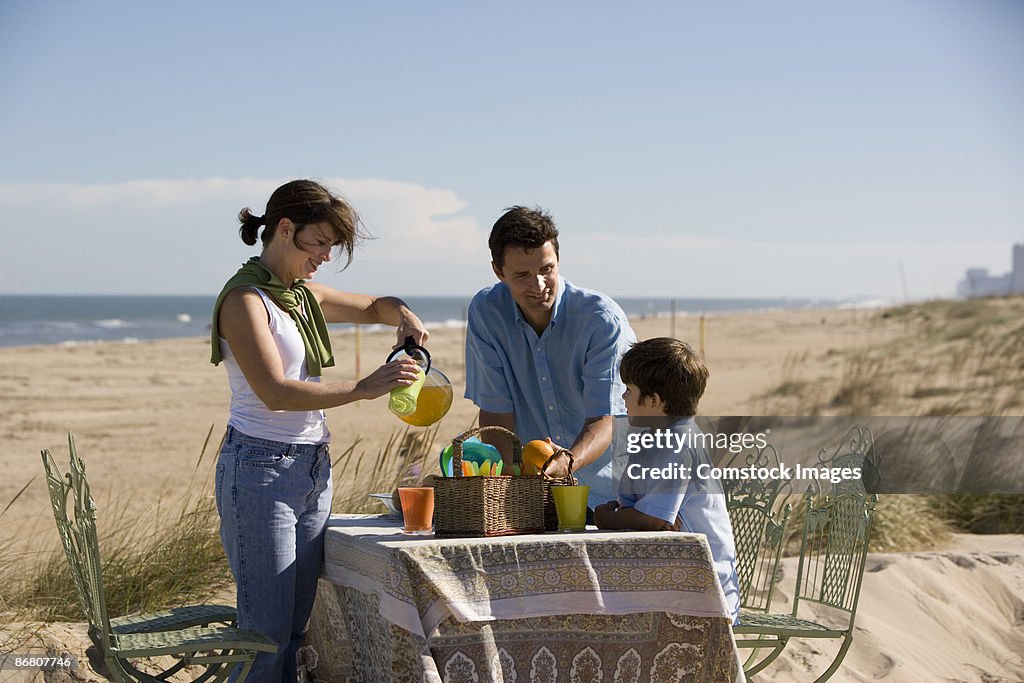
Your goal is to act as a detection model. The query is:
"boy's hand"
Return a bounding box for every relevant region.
[593,500,620,529]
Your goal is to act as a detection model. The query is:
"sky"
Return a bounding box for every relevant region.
[1,1,1022,300]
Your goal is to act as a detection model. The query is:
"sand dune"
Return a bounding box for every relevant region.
[757,533,1024,681]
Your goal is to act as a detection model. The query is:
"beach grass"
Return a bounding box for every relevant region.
[0,421,460,628]
[760,295,1024,418]
[761,295,1024,540]
[0,427,233,625]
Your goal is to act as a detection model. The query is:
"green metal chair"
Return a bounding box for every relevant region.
[722,443,793,675]
[733,426,879,682]
[41,434,277,683]
[723,443,793,616]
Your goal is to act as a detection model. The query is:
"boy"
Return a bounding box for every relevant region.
[594,337,740,622]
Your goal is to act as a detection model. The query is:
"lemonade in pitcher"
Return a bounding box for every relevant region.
[397,368,453,426]
[387,337,453,427]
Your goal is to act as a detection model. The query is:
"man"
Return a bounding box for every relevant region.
[464,206,636,510]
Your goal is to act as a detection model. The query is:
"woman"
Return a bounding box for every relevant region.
[210,179,425,682]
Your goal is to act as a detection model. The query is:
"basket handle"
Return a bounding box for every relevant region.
[541,447,578,485]
[450,426,523,478]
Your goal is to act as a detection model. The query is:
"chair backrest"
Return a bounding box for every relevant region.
[791,490,877,623]
[41,434,115,653]
[791,426,880,626]
[723,443,793,613]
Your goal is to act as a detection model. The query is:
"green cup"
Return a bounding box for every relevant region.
[551,485,590,532]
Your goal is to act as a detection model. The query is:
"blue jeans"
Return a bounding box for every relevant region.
[216,426,332,683]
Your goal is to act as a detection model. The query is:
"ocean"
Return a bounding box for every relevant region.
[0,294,851,348]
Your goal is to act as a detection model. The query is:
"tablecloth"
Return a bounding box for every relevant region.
[301,514,743,682]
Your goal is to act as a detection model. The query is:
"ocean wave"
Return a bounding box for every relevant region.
[59,339,98,348]
[95,318,137,329]
[333,319,467,333]
[430,318,467,329]
[837,298,893,309]
[46,321,82,330]
[59,337,143,347]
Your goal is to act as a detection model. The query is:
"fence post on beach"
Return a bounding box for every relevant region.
[699,315,706,358]
[354,324,361,379]
[670,299,677,339]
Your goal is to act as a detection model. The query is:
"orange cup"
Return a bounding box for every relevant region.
[398,487,435,535]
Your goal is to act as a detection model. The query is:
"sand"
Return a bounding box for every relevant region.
[759,533,1024,682]
[0,307,881,528]
[2,304,1022,680]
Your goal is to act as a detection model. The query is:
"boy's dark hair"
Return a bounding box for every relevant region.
[620,337,708,417]
[488,205,560,268]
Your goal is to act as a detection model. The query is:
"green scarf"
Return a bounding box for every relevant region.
[210,257,335,377]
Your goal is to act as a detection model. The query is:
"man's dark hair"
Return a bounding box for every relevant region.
[488,206,560,268]
[620,338,708,417]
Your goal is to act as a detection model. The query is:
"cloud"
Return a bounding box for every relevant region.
[565,232,1010,299]
[0,176,485,261]
[0,177,491,294]
[0,177,1008,299]
[0,178,275,208]
[330,178,486,263]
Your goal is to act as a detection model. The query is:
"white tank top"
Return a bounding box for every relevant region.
[219,287,330,444]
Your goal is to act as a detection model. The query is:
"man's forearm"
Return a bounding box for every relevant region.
[567,416,614,470]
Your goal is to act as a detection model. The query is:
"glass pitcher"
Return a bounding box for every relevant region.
[386,337,453,427]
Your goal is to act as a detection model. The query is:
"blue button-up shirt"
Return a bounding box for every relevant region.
[464,277,636,509]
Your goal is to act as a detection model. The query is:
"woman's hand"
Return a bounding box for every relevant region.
[355,358,422,400]
[394,308,430,349]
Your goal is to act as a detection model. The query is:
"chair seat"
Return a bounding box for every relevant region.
[113,626,278,658]
[111,605,238,634]
[734,610,848,639]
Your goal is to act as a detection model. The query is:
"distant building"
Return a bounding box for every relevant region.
[957,242,1024,298]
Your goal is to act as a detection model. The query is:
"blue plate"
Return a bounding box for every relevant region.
[439,439,501,477]
[368,493,400,515]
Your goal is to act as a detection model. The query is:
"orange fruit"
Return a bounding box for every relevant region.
[522,439,556,473]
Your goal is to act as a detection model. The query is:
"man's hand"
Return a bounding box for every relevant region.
[562,416,614,473]
[541,438,573,478]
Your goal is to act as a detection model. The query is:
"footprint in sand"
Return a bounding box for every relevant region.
[866,557,891,573]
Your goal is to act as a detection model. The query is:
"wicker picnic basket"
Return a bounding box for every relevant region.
[541,448,577,531]
[432,426,545,537]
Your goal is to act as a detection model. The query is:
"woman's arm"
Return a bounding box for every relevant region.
[218,288,420,411]
[306,283,429,348]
